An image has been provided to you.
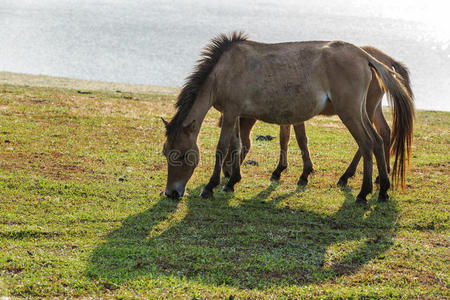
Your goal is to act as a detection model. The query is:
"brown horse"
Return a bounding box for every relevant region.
[222,46,414,189]
[162,32,414,204]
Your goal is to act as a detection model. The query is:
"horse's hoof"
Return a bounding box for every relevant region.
[355,195,367,205]
[377,193,389,202]
[270,173,281,181]
[337,178,348,187]
[222,185,234,192]
[297,178,308,186]
[200,189,213,199]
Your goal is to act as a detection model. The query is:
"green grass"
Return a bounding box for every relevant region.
[0,84,448,298]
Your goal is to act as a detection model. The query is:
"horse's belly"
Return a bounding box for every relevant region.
[241,92,329,124]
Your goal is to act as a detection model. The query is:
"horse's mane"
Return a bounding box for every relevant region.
[165,31,248,139]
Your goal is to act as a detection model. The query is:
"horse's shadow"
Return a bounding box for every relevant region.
[87,183,398,289]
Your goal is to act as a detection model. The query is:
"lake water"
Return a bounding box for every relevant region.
[0,0,449,111]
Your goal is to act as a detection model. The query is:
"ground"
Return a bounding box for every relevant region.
[0,84,448,298]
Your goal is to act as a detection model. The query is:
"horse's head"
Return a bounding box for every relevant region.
[162,119,199,198]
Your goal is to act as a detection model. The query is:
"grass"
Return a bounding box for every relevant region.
[0,84,448,298]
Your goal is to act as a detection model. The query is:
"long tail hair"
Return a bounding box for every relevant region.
[365,52,415,191]
[362,46,414,99]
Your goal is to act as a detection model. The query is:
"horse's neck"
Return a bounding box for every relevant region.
[184,89,212,138]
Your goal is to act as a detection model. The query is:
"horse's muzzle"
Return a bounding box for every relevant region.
[165,184,185,198]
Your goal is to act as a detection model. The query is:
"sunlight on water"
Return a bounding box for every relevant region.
[328,0,450,43]
[0,0,449,111]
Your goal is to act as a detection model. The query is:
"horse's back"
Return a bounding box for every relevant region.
[216,39,367,91]
[212,39,370,123]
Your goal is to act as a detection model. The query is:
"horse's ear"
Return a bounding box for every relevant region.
[161,117,169,127]
[183,120,196,133]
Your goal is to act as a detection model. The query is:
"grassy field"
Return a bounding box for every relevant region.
[0,84,448,298]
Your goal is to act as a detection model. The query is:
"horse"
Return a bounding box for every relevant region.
[162,32,414,204]
[221,46,414,189]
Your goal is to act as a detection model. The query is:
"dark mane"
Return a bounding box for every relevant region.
[165,31,248,138]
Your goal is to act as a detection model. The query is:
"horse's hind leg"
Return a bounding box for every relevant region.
[337,150,361,187]
[270,125,291,181]
[201,114,238,199]
[373,104,391,175]
[365,114,390,201]
[293,123,314,186]
[338,117,373,203]
[336,101,390,203]
[331,83,377,203]
[336,105,390,187]
[338,90,385,186]
[223,117,256,177]
[223,120,242,192]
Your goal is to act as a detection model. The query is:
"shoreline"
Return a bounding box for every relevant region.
[0,71,179,95]
[0,71,448,113]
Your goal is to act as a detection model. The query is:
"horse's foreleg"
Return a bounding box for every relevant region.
[293,123,314,186]
[270,125,291,181]
[223,120,242,192]
[239,117,256,163]
[201,114,238,199]
[223,117,256,177]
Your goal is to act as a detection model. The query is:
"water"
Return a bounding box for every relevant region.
[0,0,449,111]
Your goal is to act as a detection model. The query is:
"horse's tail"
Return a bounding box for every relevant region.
[362,46,414,99]
[365,53,415,191]
[391,61,413,100]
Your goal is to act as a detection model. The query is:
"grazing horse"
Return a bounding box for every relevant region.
[222,46,414,189]
[162,32,414,204]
